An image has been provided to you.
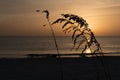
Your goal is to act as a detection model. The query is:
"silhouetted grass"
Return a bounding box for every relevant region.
[52,14,102,56]
[42,10,60,57]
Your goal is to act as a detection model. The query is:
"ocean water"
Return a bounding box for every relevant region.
[0,36,120,57]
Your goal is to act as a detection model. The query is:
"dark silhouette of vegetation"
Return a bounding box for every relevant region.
[42,10,60,56]
[37,10,102,56]
[37,10,60,57]
[36,10,112,80]
[52,14,111,80]
[52,14,102,56]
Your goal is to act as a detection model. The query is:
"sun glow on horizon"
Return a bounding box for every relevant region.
[0,0,120,36]
[85,48,92,53]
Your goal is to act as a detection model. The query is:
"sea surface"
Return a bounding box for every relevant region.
[0,36,120,57]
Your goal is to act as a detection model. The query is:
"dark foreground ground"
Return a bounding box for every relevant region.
[0,55,120,80]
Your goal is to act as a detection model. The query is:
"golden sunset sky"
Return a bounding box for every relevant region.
[0,0,120,36]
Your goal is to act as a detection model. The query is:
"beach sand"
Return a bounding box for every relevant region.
[0,55,120,80]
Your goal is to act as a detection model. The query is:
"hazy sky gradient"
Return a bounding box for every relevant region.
[0,0,120,36]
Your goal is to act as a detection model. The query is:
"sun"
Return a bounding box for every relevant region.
[85,48,91,53]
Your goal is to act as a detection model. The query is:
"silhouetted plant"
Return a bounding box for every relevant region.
[52,14,102,56]
[41,10,60,56]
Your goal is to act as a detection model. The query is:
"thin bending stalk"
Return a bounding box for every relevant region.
[47,19,60,57]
